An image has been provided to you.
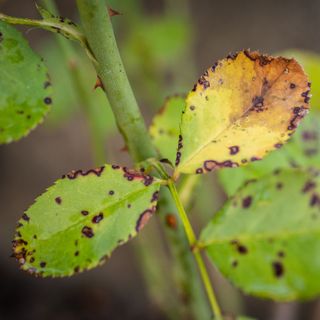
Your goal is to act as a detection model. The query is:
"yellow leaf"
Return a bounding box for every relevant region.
[174,50,310,176]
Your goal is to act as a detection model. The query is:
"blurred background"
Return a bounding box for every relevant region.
[0,0,320,319]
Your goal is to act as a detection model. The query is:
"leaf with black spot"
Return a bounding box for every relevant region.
[219,110,320,196]
[200,169,320,300]
[174,50,310,175]
[13,164,161,277]
[0,21,52,143]
[149,95,185,164]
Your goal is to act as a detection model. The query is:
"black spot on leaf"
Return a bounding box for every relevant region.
[44,97,52,105]
[272,261,284,278]
[242,196,252,208]
[82,226,94,238]
[92,213,103,224]
[22,214,30,222]
[229,146,239,155]
[55,197,62,204]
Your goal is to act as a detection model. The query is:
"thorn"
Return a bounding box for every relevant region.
[108,7,121,17]
[94,77,104,90]
[120,145,128,152]
[68,59,77,70]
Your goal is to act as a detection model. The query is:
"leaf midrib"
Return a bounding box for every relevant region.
[200,226,320,248]
[32,182,160,241]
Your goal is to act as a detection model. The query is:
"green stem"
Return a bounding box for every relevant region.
[76,0,156,163]
[168,179,223,320]
[76,1,211,318]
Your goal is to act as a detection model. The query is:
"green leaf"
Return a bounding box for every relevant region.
[149,95,185,164]
[174,50,310,176]
[219,110,320,196]
[13,164,161,277]
[200,169,320,300]
[280,50,320,110]
[0,21,52,143]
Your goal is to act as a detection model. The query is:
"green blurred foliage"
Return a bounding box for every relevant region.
[109,0,194,108]
[38,39,116,137]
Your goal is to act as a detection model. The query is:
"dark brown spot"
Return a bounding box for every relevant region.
[44,97,52,105]
[310,193,320,207]
[109,190,115,195]
[290,83,296,89]
[82,226,94,238]
[127,204,131,208]
[122,167,154,186]
[273,169,281,175]
[22,214,30,222]
[30,257,35,263]
[272,261,284,278]
[302,180,316,193]
[242,196,252,208]
[251,96,265,112]
[288,106,308,130]
[302,131,318,141]
[301,90,311,103]
[231,240,248,254]
[190,105,195,111]
[204,159,238,172]
[198,75,210,89]
[229,146,239,155]
[62,166,105,179]
[237,245,248,254]
[74,251,79,256]
[165,213,178,230]
[227,52,238,60]
[33,235,37,239]
[81,210,89,216]
[278,251,285,258]
[232,260,238,268]
[74,266,80,273]
[40,262,46,268]
[195,168,203,174]
[92,213,103,224]
[274,143,283,149]
[211,62,218,72]
[151,191,159,203]
[55,197,62,204]
[175,152,181,166]
[112,164,120,170]
[276,182,283,190]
